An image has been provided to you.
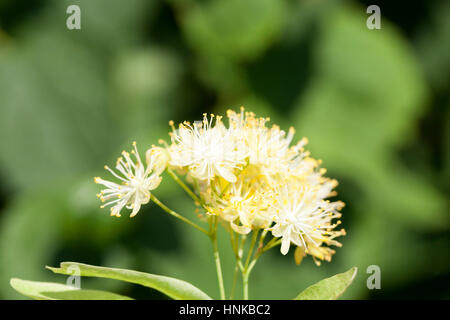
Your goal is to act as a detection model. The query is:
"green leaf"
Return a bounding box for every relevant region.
[0,180,133,299]
[294,267,357,300]
[47,262,212,300]
[179,0,287,62]
[10,278,133,300]
[293,4,447,230]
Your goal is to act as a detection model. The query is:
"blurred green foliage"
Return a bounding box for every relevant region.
[0,0,448,299]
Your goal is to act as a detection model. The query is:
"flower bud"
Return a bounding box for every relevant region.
[146,147,169,175]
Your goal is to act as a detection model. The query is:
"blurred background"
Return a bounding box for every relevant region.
[0,0,448,299]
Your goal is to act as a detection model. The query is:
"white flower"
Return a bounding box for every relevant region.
[146,146,169,175]
[268,181,345,264]
[227,109,304,176]
[201,165,274,234]
[168,114,247,183]
[95,142,162,217]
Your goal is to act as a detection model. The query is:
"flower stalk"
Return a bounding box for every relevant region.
[150,194,208,235]
[209,215,226,300]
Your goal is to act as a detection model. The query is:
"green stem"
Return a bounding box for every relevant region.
[263,238,282,252]
[242,272,249,300]
[238,235,246,260]
[230,264,239,300]
[242,236,282,299]
[241,254,258,300]
[257,230,268,252]
[150,194,208,235]
[167,168,202,204]
[244,230,259,269]
[241,238,272,300]
[210,216,226,300]
[247,258,258,275]
[229,230,243,299]
[239,230,260,300]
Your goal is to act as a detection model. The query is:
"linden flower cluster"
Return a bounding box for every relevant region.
[95,108,345,265]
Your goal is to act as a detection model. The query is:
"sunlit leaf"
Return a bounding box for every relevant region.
[47,262,212,300]
[294,267,357,300]
[10,278,132,300]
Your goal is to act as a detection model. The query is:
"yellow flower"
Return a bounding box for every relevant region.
[95,142,162,217]
[227,108,306,176]
[204,171,272,234]
[168,114,247,183]
[268,180,345,265]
